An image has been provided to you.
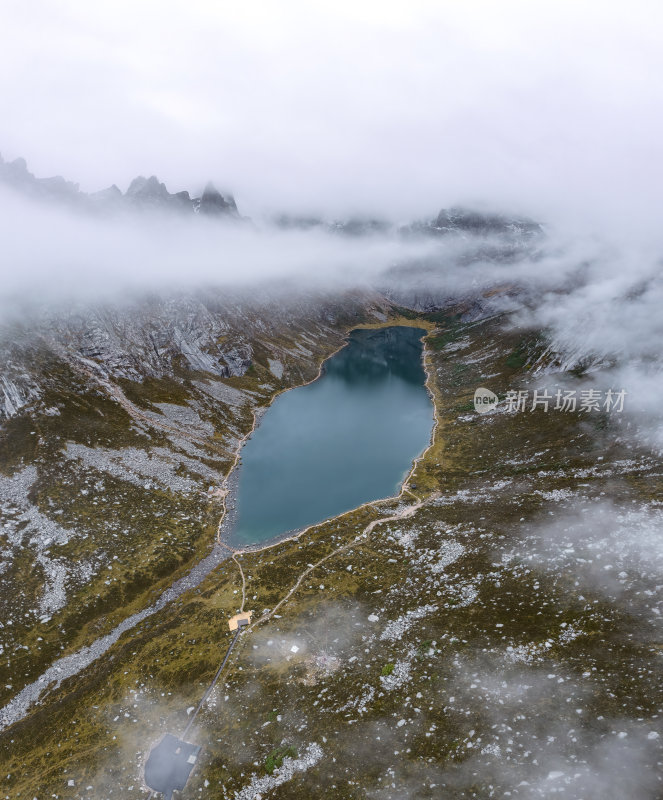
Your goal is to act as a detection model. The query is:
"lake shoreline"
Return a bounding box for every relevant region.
[218,320,438,555]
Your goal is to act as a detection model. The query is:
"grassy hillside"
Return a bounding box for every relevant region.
[1,304,662,799]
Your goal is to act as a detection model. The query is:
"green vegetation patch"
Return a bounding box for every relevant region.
[264,744,298,774]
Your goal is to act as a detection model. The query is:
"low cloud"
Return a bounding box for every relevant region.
[0,186,440,319]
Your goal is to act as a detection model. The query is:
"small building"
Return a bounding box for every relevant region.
[228,610,252,631]
[144,734,201,800]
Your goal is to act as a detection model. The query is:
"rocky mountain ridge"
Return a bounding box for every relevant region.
[273,207,543,241]
[1,153,543,240]
[0,152,544,423]
[0,153,239,218]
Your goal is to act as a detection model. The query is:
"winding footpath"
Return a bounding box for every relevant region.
[251,492,434,630]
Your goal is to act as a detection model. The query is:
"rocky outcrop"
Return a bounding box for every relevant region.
[0,375,40,418]
[88,183,123,209]
[199,182,237,216]
[46,299,251,382]
[402,206,543,241]
[433,207,542,238]
[0,155,82,207]
[125,176,196,213]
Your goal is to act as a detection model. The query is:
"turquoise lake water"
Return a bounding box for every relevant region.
[230,326,433,547]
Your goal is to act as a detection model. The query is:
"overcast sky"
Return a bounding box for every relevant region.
[2,0,663,225]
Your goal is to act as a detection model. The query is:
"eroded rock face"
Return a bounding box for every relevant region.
[433,207,541,237]
[37,295,255,384]
[400,205,543,241]
[0,287,390,420]
[0,375,40,418]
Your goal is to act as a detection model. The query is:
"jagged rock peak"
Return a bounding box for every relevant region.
[0,153,81,202]
[126,175,168,198]
[91,184,122,199]
[0,154,31,182]
[125,175,193,211]
[199,181,237,216]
